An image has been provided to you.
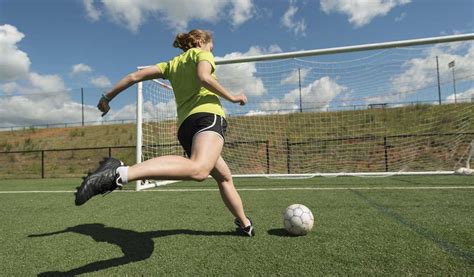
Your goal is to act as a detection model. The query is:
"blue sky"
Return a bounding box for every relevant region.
[0,0,473,127]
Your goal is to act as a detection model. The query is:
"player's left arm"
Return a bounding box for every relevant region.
[98,66,164,116]
[196,61,247,106]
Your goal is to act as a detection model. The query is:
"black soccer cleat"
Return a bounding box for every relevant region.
[75,157,124,206]
[234,217,255,237]
[91,157,123,175]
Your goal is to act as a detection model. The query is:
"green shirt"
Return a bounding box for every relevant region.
[157,48,225,128]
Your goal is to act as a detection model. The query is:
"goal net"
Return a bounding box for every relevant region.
[136,34,474,190]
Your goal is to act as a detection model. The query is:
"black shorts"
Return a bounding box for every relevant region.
[177,112,227,157]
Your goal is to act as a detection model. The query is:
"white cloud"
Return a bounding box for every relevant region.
[320,0,411,28]
[0,25,106,127]
[85,0,254,33]
[259,98,298,114]
[391,42,474,96]
[281,68,310,85]
[446,87,474,103]
[0,82,19,95]
[105,103,136,121]
[71,63,93,75]
[0,24,31,81]
[106,99,177,121]
[281,2,306,36]
[216,45,282,96]
[0,95,101,127]
[394,12,407,22]
[90,75,112,88]
[83,0,102,21]
[29,72,67,94]
[10,72,71,105]
[229,0,254,27]
[285,76,347,110]
[144,99,177,120]
[250,76,347,115]
[362,41,474,105]
[0,71,104,126]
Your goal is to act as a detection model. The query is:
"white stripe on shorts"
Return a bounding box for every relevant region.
[192,114,225,142]
[195,114,217,135]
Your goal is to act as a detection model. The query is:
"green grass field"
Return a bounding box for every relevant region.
[0,176,473,276]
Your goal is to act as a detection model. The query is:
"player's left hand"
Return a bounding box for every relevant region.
[233,93,247,106]
[97,95,110,117]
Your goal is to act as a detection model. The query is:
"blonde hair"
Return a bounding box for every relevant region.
[173,29,213,52]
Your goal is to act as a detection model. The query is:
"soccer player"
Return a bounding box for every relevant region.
[75,29,254,236]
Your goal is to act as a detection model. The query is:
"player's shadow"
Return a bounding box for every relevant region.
[29,223,238,276]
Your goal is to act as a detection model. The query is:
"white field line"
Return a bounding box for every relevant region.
[0,186,473,194]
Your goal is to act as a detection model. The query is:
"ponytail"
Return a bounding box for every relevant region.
[173,29,213,52]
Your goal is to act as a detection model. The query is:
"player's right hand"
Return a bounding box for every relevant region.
[97,96,110,117]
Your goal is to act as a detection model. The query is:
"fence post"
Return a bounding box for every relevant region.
[383,136,389,172]
[108,147,112,157]
[298,67,302,113]
[41,150,45,179]
[266,140,270,174]
[81,88,85,126]
[286,138,291,174]
[436,56,442,105]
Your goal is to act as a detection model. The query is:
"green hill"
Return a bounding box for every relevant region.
[1,103,472,179]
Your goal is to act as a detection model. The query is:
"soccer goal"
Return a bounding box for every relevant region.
[136,34,474,190]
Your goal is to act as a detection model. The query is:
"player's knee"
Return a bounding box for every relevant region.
[215,173,232,184]
[191,171,209,182]
[217,179,233,190]
[190,164,211,182]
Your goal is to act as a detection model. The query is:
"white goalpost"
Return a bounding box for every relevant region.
[455,140,474,175]
[136,34,474,191]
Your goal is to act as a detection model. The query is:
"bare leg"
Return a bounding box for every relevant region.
[211,157,251,227]
[125,131,250,226]
[127,132,223,182]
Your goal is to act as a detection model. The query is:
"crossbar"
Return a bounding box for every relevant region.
[215,33,474,65]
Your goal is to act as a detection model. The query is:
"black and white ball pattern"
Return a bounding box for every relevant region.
[283,204,314,235]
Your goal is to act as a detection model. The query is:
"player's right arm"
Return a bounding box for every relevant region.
[98,66,164,116]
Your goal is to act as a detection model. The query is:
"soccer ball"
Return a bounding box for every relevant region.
[283,204,314,235]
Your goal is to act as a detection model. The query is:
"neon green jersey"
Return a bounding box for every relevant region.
[157,48,225,128]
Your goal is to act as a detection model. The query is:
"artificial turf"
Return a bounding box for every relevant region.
[0,176,472,275]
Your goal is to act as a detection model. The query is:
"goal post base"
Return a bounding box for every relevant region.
[136,180,180,191]
[233,171,455,178]
[454,168,474,176]
[135,170,459,191]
